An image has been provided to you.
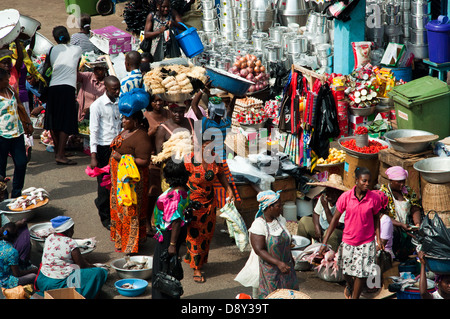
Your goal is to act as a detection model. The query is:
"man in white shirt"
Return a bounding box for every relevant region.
[89,76,121,230]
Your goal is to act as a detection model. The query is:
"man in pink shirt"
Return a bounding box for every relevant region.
[320,167,383,299]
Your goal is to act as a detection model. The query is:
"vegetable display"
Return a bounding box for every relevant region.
[317,148,346,165]
[340,138,388,154]
[228,54,270,93]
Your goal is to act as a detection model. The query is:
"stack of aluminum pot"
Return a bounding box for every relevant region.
[408,0,429,58]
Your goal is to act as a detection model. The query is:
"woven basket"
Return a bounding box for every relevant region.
[427,210,450,228]
[422,183,450,214]
[266,289,311,299]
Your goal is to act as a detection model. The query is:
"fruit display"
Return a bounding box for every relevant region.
[317,148,346,165]
[228,54,270,93]
[78,120,90,135]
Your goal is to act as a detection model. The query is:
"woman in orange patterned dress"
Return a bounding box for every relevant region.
[109,89,152,254]
[183,140,235,283]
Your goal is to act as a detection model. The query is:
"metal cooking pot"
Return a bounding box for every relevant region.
[407,40,428,59]
[202,18,219,32]
[409,27,427,44]
[385,3,401,15]
[269,24,289,43]
[236,28,253,40]
[252,32,269,50]
[237,17,252,29]
[411,0,429,15]
[201,0,216,9]
[287,35,307,54]
[202,8,217,20]
[220,0,234,7]
[237,0,251,9]
[221,30,235,41]
[0,9,22,48]
[410,14,429,29]
[220,18,236,32]
[265,43,282,62]
[33,32,54,56]
[220,6,236,18]
[251,0,274,11]
[19,15,41,38]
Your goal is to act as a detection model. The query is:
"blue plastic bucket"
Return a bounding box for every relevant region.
[387,66,413,82]
[175,22,204,58]
[426,15,450,63]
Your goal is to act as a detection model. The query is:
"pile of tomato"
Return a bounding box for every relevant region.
[354,126,368,135]
[340,138,388,154]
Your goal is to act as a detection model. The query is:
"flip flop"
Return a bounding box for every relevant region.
[193,275,206,283]
[344,286,352,299]
[56,159,77,165]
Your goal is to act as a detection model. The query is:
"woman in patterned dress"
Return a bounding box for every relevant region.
[183,139,234,283]
[249,190,299,298]
[142,0,183,59]
[109,89,152,254]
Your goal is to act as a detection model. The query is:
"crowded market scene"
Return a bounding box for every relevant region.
[0,0,449,303]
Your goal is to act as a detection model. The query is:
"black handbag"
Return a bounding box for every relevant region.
[153,250,184,298]
[139,37,152,53]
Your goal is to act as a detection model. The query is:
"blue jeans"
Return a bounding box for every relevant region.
[0,135,27,198]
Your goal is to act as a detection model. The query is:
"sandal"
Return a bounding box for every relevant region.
[193,275,206,283]
[56,159,77,165]
[344,285,352,299]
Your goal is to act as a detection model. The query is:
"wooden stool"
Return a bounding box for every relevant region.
[423,58,450,81]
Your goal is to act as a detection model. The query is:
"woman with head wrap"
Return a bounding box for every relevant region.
[43,26,82,165]
[109,88,152,254]
[248,190,298,298]
[183,135,234,283]
[35,216,108,299]
[379,166,422,261]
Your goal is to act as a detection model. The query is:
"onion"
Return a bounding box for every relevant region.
[248,85,256,93]
[240,68,249,77]
[255,60,262,66]
[255,84,262,91]
[234,61,241,67]
[260,65,266,72]
[246,73,254,81]
[240,62,247,69]
[262,80,268,87]
[228,68,234,73]
[246,66,253,74]
[248,60,255,68]
[254,66,260,73]
[245,54,251,61]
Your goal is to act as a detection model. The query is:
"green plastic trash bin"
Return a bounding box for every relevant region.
[65,0,99,16]
[388,76,450,139]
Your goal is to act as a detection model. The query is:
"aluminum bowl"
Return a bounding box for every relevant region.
[348,105,376,116]
[338,136,390,159]
[413,157,450,184]
[19,15,41,38]
[314,266,344,282]
[33,32,54,56]
[383,129,438,153]
[291,235,311,250]
[0,199,34,223]
[0,9,22,48]
[110,256,153,280]
[291,251,312,271]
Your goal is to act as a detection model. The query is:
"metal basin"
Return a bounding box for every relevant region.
[0,9,22,48]
[19,15,41,38]
[348,105,376,117]
[338,137,390,159]
[0,199,35,223]
[33,32,54,56]
[413,157,450,184]
[110,256,153,280]
[383,129,437,153]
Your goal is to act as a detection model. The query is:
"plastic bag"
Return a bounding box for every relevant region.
[417,212,450,259]
[352,41,373,69]
[377,250,393,274]
[220,202,249,252]
[153,29,181,62]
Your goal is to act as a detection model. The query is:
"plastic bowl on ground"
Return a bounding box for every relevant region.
[115,278,149,297]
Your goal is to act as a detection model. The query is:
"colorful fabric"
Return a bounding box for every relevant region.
[36,267,107,299]
[255,190,281,219]
[40,234,79,279]
[385,166,408,181]
[379,184,421,221]
[336,186,383,246]
[153,188,190,242]
[117,155,141,206]
[120,69,143,96]
[337,240,377,278]
[212,160,241,209]
[0,87,24,139]
[219,202,249,252]
[0,240,19,289]
[76,72,106,121]
[110,150,149,254]
[183,152,224,270]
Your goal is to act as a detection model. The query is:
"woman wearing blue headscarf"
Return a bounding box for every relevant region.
[35,216,107,299]
[249,190,299,298]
